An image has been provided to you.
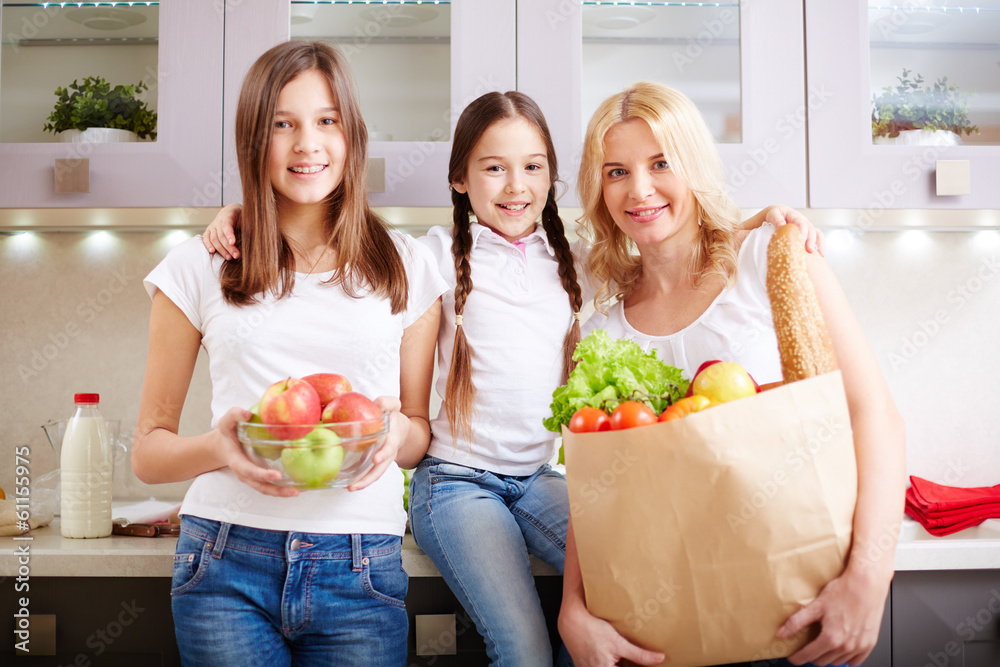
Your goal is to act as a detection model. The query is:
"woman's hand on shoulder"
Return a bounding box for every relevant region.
[346,396,407,492]
[201,203,243,260]
[764,205,825,256]
[558,598,666,667]
[217,406,300,497]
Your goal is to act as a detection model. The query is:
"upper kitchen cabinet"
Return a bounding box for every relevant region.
[806,0,1000,209]
[222,0,516,207]
[0,1,224,208]
[516,0,808,208]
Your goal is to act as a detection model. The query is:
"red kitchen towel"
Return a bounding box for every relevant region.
[905,476,1000,536]
[908,475,1000,512]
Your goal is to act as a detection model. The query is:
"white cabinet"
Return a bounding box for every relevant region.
[0,1,224,208]
[515,0,808,209]
[805,0,1000,209]
[222,0,516,208]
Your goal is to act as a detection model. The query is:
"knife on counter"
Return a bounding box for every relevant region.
[111,519,180,537]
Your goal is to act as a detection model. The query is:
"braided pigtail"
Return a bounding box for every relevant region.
[539,188,583,383]
[445,192,477,447]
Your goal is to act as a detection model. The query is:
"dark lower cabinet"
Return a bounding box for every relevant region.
[892,570,1000,667]
[865,593,892,667]
[2,577,179,667]
[11,572,994,666]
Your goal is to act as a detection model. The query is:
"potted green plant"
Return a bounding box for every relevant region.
[43,75,158,143]
[872,69,979,146]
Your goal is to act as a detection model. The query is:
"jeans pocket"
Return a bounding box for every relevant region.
[430,462,486,479]
[361,548,407,609]
[171,541,211,597]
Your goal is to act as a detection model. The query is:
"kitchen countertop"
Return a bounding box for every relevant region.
[0,518,558,578]
[2,518,997,578]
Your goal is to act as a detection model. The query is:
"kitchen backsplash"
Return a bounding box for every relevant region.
[2,214,998,499]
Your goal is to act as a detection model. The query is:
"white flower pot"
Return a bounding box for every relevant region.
[58,128,140,143]
[874,129,961,147]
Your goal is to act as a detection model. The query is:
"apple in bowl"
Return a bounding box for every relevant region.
[237,412,390,489]
[321,391,385,451]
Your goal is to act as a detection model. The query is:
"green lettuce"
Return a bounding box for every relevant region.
[543,329,689,432]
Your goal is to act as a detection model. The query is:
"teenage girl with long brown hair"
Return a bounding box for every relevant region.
[134,40,445,666]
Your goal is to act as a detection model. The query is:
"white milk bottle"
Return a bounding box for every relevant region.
[60,393,113,538]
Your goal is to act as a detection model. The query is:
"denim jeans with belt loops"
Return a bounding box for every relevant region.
[170,515,408,667]
[409,456,573,667]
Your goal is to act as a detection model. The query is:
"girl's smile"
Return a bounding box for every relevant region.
[452,118,550,243]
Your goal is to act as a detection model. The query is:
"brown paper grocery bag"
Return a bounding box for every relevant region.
[562,371,857,667]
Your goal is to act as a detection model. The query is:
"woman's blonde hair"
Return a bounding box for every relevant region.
[578,81,742,308]
[221,40,408,313]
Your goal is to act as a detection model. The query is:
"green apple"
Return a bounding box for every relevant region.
[246,402,281,460]
[280,427,345,488]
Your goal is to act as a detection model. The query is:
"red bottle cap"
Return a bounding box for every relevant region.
[74,393,100,404]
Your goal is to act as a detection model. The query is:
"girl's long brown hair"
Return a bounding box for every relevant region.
[445,92,582,445]
[221,40,408,313]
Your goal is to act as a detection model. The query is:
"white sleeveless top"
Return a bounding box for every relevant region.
[582,223,783,385]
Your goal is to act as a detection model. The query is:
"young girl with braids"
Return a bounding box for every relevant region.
[200,90,822,666]
[408,91,584,666]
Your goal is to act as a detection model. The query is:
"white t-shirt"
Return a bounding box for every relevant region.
[583,223,783,385]
[143,234,447,535]
[419,223,591,475]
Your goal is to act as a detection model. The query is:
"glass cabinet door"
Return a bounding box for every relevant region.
[0,1,224,208]
[223,0,515,207]
[580,2,742,144]
[869,2,999,148]
[517,0,807,208]
[1,2,159,144]
[806,0,1000,210]
[291,0,451,143]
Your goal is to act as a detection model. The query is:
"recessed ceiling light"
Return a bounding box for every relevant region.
[65,7,148,31]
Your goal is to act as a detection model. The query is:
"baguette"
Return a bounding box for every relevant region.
[766,225,838,383]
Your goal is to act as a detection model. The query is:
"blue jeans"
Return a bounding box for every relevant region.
[409,456,571,667]
[171,515,408,667]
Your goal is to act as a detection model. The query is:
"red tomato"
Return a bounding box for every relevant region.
[568,407,612,433]
[610,401,658,430]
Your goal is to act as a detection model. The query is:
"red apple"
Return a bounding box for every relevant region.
[259,378,322,440]
[301,372,352,406]
[321,391,384,450]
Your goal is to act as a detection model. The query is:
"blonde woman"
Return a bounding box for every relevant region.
[558,82,905,667]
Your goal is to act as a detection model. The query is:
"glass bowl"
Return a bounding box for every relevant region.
[237,412,390,489]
